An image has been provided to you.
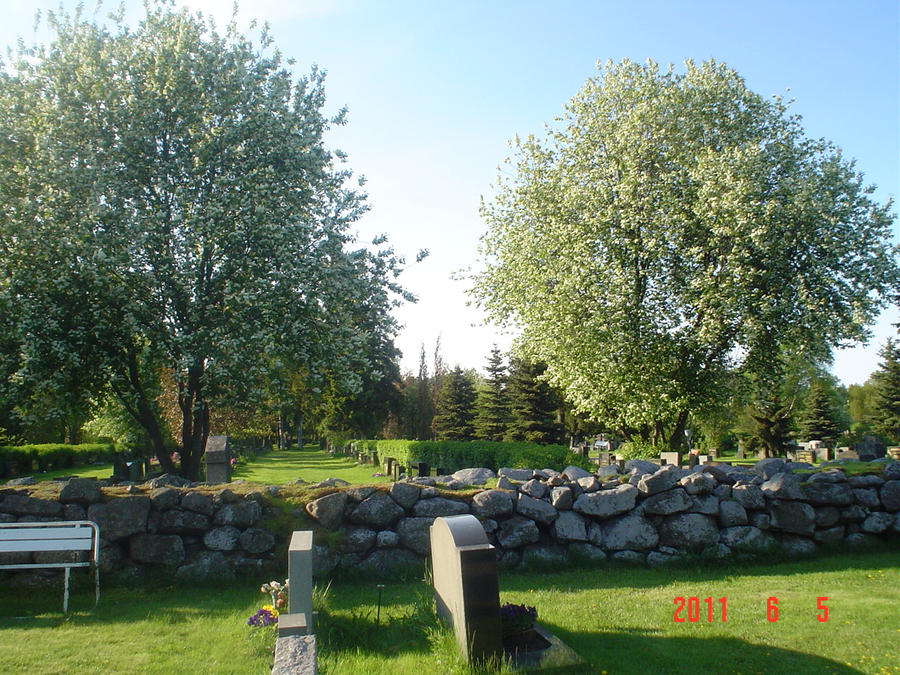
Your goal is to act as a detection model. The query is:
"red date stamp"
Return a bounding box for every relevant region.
[673,596,829,623]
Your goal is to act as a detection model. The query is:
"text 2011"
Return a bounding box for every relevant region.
[673,596,830,623]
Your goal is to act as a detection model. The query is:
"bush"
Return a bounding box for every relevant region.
[615,439,664,460]
[347,439,592,474]
[0,443,117,474]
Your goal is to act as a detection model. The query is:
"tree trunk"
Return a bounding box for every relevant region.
[178,364,209,481]
[669,410,689,450]
[296,413,303,449]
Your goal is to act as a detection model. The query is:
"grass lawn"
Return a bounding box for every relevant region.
[232,446,391,486]
[1,549,897,674]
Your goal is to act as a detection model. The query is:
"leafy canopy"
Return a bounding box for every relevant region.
[473,59,898,445]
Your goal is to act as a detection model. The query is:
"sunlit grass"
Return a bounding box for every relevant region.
[232,446,391,486]
[2,549,897,674]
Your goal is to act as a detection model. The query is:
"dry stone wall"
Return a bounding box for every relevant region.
[2,458,899,583]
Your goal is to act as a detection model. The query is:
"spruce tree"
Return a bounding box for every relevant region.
[800,379,843,443]
[872,337,900,443]
[504,358,562,444]
[473,346,509,441]
[433,367,477,441]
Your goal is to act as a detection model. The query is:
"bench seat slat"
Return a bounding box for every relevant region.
[0,528,95,541]
[0,539,94,552]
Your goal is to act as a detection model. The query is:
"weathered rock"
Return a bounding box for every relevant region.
[4,477,35,486]
[609,550,645,564]
[642,488,692,515]
[550,486,574,510]
[749,513,771,530]
[498,468,534,482]
[701,464,734,484]
[59,478,103,504]
[690,494,720,516]
[637,465,681,495]
[451,467,495,485]
[175,551,234,583]
[807,469,846,484]
[64,503,87,521]
[149,474,192,489]
[844,532,880,548]
[848,474,884,488]
[647,550,685,568]
[720,526,777,553]
[769,499,816,535]
[814,525,845,545]
[731,484,765,510]
[601,512,659,551]
[753,458,785,480]
[377,530,400,548]
[88,497,151,541]
[355,548,423,576]
[395,517,434,555]
[814,506,841,528]
[129,533,185,566]
[521,544,567,568]
[624,460,658,475]
[389,482,421,509]
[780,536,816,556]
[576,476,600,493]
[471,489,514,518]
[312,544,339,576]
[883,462,900,480]
[880,481,900,511]
[497,516,540,549]
[840,504,868,522]
[573,484,638,519]
[203,526,241,551]
[519,479,549,499]
[587,522,604,547]
[713,484,732,500]
[561,465,592,481]
[800,481,854,506]
[568,542,607,563]
[345,487,377,502]
[181,491,216,517]
[239,527,276,554]
[761,473,804,500]
[658,513,719,551]
[214,500,262,529]
[860,511,894,534]
[596,465,620,479]
[158,508,210,535]
[679,472,717,495]
[553,510,588,542]
[516,493,558,525]
[852,488,881,509]
[149,487,181,511]
[718,501,748,527]
[341,527,377,553]
[496,475,516,490]
[412,497,469,518]
[306,492,349,529]
[3,494,65,518]
[351,491,406,528]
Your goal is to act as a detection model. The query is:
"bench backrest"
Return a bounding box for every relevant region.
[0,521,100,565]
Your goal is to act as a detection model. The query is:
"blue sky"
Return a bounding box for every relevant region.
[2,0,897,384]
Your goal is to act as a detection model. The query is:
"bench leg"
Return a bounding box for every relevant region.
[94,564,100,608]
[63,567,70,614]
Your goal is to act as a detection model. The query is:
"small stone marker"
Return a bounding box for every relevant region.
[708,448,719,459]
[698,454,709,465]
[430,515,502,664]
[888,447,900,461]
[287,530,314,634]
[204,435,231,484]
[659,452,682,468]
[835,449,860,461]
[416,462,430,477]
[596,452,612,467]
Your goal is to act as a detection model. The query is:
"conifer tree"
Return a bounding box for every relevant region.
[800,379,843,443]
[872,337,900,443]
[504,358,563,444]
[433,367,477,441]
[473,346,509,441]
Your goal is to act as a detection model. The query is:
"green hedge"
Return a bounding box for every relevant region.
[0,443,117,475]
[346,439,592,474]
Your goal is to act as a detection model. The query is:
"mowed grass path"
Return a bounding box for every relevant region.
[1,550,897,674]
[232,445,391,486]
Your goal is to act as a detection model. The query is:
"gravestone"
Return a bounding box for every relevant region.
[384,457,395,475]
[659,452,681,468]
[797,450,815,464]
[698,454,709,465]
[430,515,502,664]
[416,462,430,478]
[286,530,314,634]
[596,452,613,467]
[708,448,719,460]
[835,450,860,461]
[736,441,745,460]
[888,447,900,461]
[204,435,231,484]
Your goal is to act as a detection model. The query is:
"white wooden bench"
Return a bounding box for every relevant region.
[0,520,100,613]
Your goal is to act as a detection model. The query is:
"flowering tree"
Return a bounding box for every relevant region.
[0,5,409,477]
[473,59,899,448]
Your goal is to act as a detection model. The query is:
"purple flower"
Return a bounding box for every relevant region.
[247,607,278,628]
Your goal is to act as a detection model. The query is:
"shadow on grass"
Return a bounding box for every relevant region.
[500,547,900,594]
[542,624,865,674]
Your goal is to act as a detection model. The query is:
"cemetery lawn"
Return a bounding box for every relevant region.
[232,445,391,486]
[1,548,897,674]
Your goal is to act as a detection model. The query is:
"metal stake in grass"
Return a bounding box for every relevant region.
[376,584,385,625]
